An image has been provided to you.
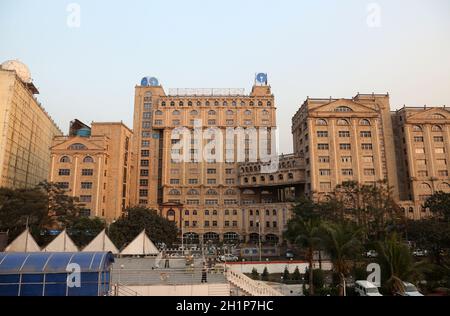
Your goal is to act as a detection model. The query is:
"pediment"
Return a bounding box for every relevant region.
[406,107,450,122]
[310,99,378,114]
[51,136,105,151]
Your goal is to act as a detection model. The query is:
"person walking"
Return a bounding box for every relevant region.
[164,252,170,269]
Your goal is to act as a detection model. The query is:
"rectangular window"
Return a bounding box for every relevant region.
[224,199,237,205]
[207,169,217,174]
[204,221,210,227]
[170,179,180,184]
[417,170,428,177]
[142,132,152,138]
[58,169,70,176]
[81,169,93,176]
[364,169,375,176]
[435,148,445,154]
[437,159,447,165]
[143,112,152,119]
[318,144,329,150]
[319,169,331,176]
[79,195,92,203]
[139,179,148,186]
[363,156,374,163]
[188,179,198,184]
[140,169,149,177]
[226,179,235,184]
[141,150,150,157]
[434,136,444,142]
[417,159,427,166]
[438,170,449,177]
[141,140,150,147]
[186,200,199,205]
[340,144,351,150]
[318,156,330,163]
[339,131,350,138]
[142,122,151,129]
[57,182,69,189]
[415,148,425,154]
[320,182,331,191]
[141,160,149,167]
[414,136,424,142]
[207,179,216,185]
[154,120,163,126]
[360,131,372,138]
[226,169,233,174]
[361,143,373,150]
[139,189,148,197]
[317,131,328,138]
[342,169,353,176]
[81,182,93,189]
[341,156,352,163]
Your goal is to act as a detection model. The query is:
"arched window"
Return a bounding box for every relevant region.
[170,101,175,107]
[262,110,269,116]
[337,119,350,126]
[419,182,432,193]
[172,110,180,116]
[205,101,210,106]
[431,113,446,119]
[360,119,371,126]
[167,210,175,221]
[161,101,166,107]
[225,189,236,195]
[188,101,193,107]
[83,156,94,163]
[226,110,234,115]
[243,189,255,195]
[196,101,201,106]
[249,101,254,107]
[190,110,198,116]
[267,101,272,107]
[432,125,443,132]
[208,110,216,115]
[60,156,71,163]
[223,101,228,106]
[155,110,163,115]
[179,101,184,107]
[206,189,218,195]
[316,119,328,126]
[278,174,284,180]
[169,189,181,195]
[335,106,353,112]
[258,101,263,106]
[69,143,87,150]
[244,110,252,115]
[232,101,237,106]
[438,182,450,192]
[412,125,423,132]
[145,92,152,97]
[187,189,199,195]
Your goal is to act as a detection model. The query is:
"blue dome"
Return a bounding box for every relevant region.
[76,128,91,137]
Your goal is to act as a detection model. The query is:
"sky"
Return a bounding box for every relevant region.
[1,0,449,153]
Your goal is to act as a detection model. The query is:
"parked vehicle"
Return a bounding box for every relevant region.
[396,282,424,296]
[355,281,383,296]
[366,250,378,258]
[285,250,295,259]
[219,254,239,262]
[412,249,428,257]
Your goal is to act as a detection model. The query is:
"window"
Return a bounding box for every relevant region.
[320,182,331,191]
[438,170,449,177]
[412,125,422,131]
[437,159,447,165]
[207,179,216,184]
[143,112,152,119]
[339,131,350,138]
[363,156,374,163]
[434,136,444,142]
[81,169,93,176]
[317,131,328,137]
[360,131,372,138]
[81,182,93,189]
[335,106,353,112]
[60,156,70,163]
[319,169,331,176]
[139,190,148,197]
[141,160,149,166]
[436,148,445,154]
[414,136,424,142]
[80,195,92,203]
[140,169,149,176]
[142,140,150,147]
[154,120,163,126]
[316,119,327,126]
[144,103,152,110]
[142,122,151,129]
[141,150,150,157]
[207,169,217,174]
[208,119,216,125]
[318,144,329,150]
[170,179,180,184]
[206,189,218,195]
[431,113,446,119]
[432,125,442,132]
[342,169,353,176]
[341,156,352,163]
[361,143,373,150]
[337,119,350,126]
[58,169,71,176]
[187,200,199,205]
[364,169,375,176]
[417,170,428,177]
[56,182,69,189]
[69,143,87,150]
[417,159,427,166]
[415,148,425,154]
[360,119,371,126]
[169,189,181,195]
[318,156,330,163]
[340,144,351,150]
[226,179,235,184]
[140,179,148,186]
[205,199,218,205]
[188,179,198,184]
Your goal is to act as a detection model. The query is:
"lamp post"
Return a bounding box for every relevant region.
[256,220,262,262]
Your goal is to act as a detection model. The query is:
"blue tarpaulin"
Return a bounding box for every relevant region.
[0,252,114,296]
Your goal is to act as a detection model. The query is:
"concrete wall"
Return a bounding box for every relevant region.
[226,260,333,274]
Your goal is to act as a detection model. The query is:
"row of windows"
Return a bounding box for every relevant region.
[168,189,237,196]
[416,170,449,177]
[414,136,445,142]
[60,156,95,163]
[150,119,267,127]
[317,143,373,150]
[317,131,372,138]
[243,173,294,183]
[316,118,371,126]
[58,169,94,176]
[317,156,374,164]
[183,220,278,228]
[412,123,446,132]
[154,109,270,116]
[415,148,446,154]
[57,182,94,190]
[159,100,272,107]
[318,169,376,176]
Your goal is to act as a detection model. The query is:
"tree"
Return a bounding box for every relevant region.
[424,192,450,222]
[109,206,179,248]
[320,221,363,296]
[291,267,301,282]
[282,267,290,283]
[251,268,259,280]
[285,204,322,295]
[261,267,269,281]
[376,233,428,295]
[67,217,106,247]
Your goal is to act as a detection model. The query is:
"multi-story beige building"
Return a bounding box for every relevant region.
[292,93,399,201]
[392,106,450,219]
[0,60,62,188]
[50,120,133,222]
[291,94,450,220]
[131,75,285,243]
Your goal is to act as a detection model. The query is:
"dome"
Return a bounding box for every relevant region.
[76,127,91,137]
[1,60,32,83]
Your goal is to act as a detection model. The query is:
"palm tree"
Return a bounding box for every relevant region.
[376,233,428,295]
[320,221,363,296]
[285,215,322,295]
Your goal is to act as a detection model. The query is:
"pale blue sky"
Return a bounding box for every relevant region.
[1,0,449,153]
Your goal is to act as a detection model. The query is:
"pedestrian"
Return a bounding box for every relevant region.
[164,252,170,269]
[201,263,208,283]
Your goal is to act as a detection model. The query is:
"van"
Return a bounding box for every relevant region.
[355,281,383,296]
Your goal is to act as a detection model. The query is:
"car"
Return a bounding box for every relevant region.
[412,249,428,257]
[219,254,239,262]
[396,282,424,296]
[285,250,295,259]
[366,250,378,258]
[355,280,383,296]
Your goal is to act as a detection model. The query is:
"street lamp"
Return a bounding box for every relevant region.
[256,220,262,262]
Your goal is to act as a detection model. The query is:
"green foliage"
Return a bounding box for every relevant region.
[291,267,301,281]
[251,268,259,280]
[424,191,450,222]
[261,267,269,281]
[109,206,179,249]
[282,267,290,283]
[67,217,106,247]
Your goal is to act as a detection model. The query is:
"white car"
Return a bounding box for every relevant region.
[355,280,383,296]
[397,282,424,296]
[220,254,239,262]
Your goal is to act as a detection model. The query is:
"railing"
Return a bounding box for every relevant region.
[110,283,141,296]
[226,270,283,296]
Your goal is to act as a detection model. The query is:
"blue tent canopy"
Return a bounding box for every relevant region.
[0,252,114,296]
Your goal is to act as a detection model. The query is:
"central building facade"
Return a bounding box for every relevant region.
[131,76,293,244]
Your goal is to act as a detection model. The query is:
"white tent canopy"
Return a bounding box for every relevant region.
[120,230,159,256]
[42,229,79,252]
[4,228,40,252]
[82,229,119,254]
